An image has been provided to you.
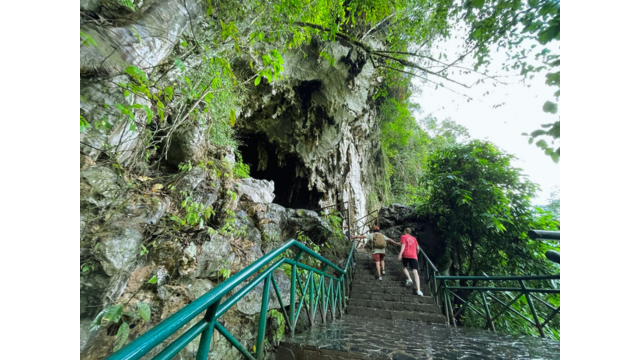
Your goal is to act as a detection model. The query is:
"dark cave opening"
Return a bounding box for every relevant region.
[237,133,322,210]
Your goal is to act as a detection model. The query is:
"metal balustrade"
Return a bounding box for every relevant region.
[109,239,358,360]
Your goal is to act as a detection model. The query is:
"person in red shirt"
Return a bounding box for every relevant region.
[391,228,423,296]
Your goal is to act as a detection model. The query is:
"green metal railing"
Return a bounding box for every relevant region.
[414,230,560,338]
[108,239,358,360]
[436,274,560,337]
[417,245,440,301]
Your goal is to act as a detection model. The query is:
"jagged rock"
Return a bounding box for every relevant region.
[378,203,416,223]
[197,234,234,278]
[80,154,95,170]
[286,209,338,245]
[236,39,382,221]
[80,76,147,165]
[123,196,171,225]
[94,223,144,277]
[80,165,123,208]
[234,210,262,244]
[236,178,276,203]
[80,0,206,76]
[150,240,183,278]
[176,167,208,192]
[166,121,208,166]
[236,269,291,315]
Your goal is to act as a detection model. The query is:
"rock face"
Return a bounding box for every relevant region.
[80,164,350,359]
[235,39,385,224]
[80,1,385,358]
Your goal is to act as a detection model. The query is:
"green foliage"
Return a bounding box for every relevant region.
[91,300,152,352]
[377,77,470,205]
[80,31,97,47]
[417,140,559,337]
[268,309,286,343]
[139,244,149,257]
[220,268,231,280]
[170,191,214,230]
[233,152,251,179]
[417,140,554,276]
[117,0,136,11]
[255,50,285,85]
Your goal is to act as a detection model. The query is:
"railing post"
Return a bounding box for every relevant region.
[309,273,315,327]
[256,273,272,360]
[195,299,221,360]
[320,276,327,323]
[289,251,303,335]
[481,291,495,332]
[442,282,450,325]
[520,280,545,337]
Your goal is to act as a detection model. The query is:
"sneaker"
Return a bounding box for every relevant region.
[405,279,413,286]
[382,270,386,275]
[417,290,424,297]
[377,277,383,281]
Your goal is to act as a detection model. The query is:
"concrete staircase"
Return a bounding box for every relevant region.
[346,249,446,324]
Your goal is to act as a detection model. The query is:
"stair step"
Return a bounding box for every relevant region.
[346,306,446,323]
[348,299,441,313]
[348,291,436,304]
[350,284,432,296]
[351,275,415,283]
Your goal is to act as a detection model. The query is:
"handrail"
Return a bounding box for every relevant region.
[435,273,560,338]
[109,239,358,360]
[416,245,439,303]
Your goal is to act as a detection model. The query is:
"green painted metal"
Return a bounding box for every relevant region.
[437,274,560,337]
[108,239,357,360]
[412,233,560,337]
[255,273,271,359]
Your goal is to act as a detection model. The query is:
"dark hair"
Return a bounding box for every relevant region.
[404,228,411,235]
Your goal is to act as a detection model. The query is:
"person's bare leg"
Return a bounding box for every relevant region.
[381,259,385,273]
[413,269,421,292]
[403,267,412,280]
[375,261,381,278]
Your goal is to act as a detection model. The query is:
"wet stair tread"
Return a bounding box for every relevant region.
[346,306,447,323]
[348,291,436,304]
[277,315,560,360]
[348,299,441,313]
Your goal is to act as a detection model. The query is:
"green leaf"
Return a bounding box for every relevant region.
[137,302,151,322]
[148,275,158,284]
[80,31,97,46]
[164,86,173,101]
[143,105,153,123]
[114,322,130,352]
[535,139,548,149]
[229,109,236,126]
[254,76,261,86]
[530,129,546,137]
[542,101,558,114]
[538,24,560,44]
[469,0,485,9]
[102,304,123,325]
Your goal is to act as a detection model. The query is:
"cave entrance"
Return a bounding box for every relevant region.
[237,133,322,210]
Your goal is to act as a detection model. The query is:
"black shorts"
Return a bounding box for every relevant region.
[402,258,419,270]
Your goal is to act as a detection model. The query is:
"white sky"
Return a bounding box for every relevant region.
[410,28,560,205]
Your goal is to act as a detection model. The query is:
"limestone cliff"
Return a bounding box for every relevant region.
[80,0,387,358]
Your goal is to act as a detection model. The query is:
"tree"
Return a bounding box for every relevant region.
[417,140,556,276]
